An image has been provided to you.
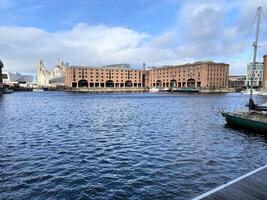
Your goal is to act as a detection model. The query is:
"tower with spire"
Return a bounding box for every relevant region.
[36,59,67,87]
[143,62,146,70]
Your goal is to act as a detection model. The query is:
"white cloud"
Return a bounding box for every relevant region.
[173,0,267,74]
[0,24,149,73]
[1,0,267,75]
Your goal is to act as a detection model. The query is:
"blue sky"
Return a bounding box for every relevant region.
[1,0,180,33]
[0,0,267,74]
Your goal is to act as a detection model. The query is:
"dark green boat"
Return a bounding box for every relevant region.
[222,112,267,132]
[222,7,267,133]
[172,88,199,93]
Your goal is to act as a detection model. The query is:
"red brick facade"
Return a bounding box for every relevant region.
[65,67,144,88]
[148,62,229,88]
[65,61,229,89]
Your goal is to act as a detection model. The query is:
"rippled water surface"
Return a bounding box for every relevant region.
[0,92,266,200]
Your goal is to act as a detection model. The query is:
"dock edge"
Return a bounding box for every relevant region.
[192,164,267,200]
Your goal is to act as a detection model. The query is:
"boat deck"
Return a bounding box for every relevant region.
[193,165,267,200]
[232,111,267,123]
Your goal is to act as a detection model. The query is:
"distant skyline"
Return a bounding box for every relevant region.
[1,0,267,75]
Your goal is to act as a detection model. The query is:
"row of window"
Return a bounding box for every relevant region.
[151,73,201,78]
[152,69,201,74]
[73,68,141,73]
[73,75,141,79]
[76,71,141,74]
[208,73,226,76]
[207,68,227,72]
[208,77,225,81]
[150,78,201,82]
[73,79,142,83]
[208,82,227,87]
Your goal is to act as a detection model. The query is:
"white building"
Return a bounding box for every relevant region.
[246,62,263,87]
[36,60,67,87]
[2,72,33,87]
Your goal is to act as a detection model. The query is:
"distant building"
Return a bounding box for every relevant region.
[229,75,246,89]
[246,62,263,87]
[36,60,67,87]
[65,61,229,89]
[2,72,33,87]
[0,59,3,91]
[48,76,65,87]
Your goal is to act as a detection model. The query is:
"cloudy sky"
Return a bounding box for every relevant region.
[0,0,267,75]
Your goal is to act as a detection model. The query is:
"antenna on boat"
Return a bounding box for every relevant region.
[249,6,262,110]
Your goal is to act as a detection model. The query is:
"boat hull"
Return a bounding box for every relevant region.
[3,89,14,94]
[222,112,267,132]
[149,88,160,93]
[172,88,199,93]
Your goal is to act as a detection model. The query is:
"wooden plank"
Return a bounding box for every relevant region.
[193,165,267,200]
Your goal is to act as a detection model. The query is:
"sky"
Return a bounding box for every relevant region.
[1,0,267,75]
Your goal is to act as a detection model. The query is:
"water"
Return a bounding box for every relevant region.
[0,92,266,200]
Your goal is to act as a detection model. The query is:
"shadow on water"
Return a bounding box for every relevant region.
[224,124,267,140]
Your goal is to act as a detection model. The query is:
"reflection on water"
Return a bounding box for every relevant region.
[0,92,266,200]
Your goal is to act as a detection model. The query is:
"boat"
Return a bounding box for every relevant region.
[222,6,267,133]
[172,88,199,93]
[241,88,260,95]
[258,90,267,96]
[222,111,267,132]
[33,88,44,92]
[149,88,160,93]
[3,88,14,94]
[162,87,171,92]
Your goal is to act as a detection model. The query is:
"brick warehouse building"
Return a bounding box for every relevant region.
[65,66,145,88]
[148,61,229,88]
[65,61,229,89]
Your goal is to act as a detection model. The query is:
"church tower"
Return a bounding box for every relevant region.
[36,59,48,87]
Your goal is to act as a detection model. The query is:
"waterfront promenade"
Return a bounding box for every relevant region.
[193,165,267,200]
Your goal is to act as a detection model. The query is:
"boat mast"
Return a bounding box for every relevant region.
[249,6,262,110]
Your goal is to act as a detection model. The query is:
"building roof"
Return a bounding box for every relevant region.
[248,62,263,65]
[229,75,246,78]
[3,72,33,83]
[69,65,142,71]
[150,61,229,70]
[102,64,130,68]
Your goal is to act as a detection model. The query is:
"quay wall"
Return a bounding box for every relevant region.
[199,88,236,93]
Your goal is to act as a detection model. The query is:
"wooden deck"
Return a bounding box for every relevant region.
[193,165,267,200]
